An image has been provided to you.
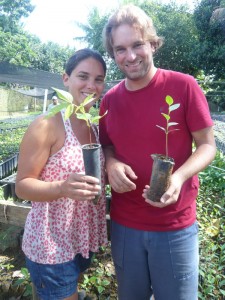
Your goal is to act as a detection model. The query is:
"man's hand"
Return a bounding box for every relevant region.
[142,173,183,208]
[107,158,137,193]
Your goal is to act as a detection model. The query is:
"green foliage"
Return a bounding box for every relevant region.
[141,1,199,75]
[193,0,225,80]
[75,7,109,56]
[0,127,25,161]
[0,0,34,34]
[0,28,37,66]
[198,150,225,299]
[28,40,75,73]
[0,0,74,73]
[156,95,180,157]
[76,0,225,82]
[199,151,225,195]
[0,115,36,161]
[13,267,33,297]
[47,88,107,144]
[80,258,111,296]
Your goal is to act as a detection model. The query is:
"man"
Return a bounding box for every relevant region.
[47,95,59,111]
[99,4,216,300]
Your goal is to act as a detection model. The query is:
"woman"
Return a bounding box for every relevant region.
[16,49,108,300]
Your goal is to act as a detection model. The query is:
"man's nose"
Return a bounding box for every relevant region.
[126,48,137,60]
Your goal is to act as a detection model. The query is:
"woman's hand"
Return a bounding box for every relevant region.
[61,173,101,201]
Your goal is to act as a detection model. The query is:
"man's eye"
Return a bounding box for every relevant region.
[134,43,145,48]
[116,48,125,55]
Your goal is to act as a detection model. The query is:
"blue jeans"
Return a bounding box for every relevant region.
[25,252,93,300]
[111,220,199,300]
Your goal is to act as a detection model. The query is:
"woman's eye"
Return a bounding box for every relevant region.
[96,78,104,83]
[78,74,88,80]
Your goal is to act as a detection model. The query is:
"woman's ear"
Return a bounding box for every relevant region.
[62,73,69,87]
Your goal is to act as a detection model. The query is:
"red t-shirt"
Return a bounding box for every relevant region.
[99,69,213,231]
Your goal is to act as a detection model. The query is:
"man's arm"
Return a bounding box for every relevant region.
[103,145,137,193]
[144,126,216,207]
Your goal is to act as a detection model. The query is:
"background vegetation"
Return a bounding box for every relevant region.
[0,0,225,109]
[0,114,225,299]
[0,0,225,299]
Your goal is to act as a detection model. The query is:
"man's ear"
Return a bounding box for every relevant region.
[150,42,156,53]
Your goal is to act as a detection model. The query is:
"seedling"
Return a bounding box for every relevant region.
[47,87,107,145]
[156,95,180,158]
[148,95,180,202]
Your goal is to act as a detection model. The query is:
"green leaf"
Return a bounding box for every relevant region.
[89,276,97,283]
[91,115,102,124]
[219,280,225,287]
[52,87,73,103]
[169,103,180,112]
[76,112,92,127]
[168,129,180,133]
[21,267,29,277]
[91,110,108,124]
[24,285,33,296]
[168,122,179,127]
[82,94,96,107]
[76,112,92,121]
[161,113,170,120]
[219,289,225,295]
[15,278,24,285]
[97,285,105,294]
[45,103,68,118]
[102,279,110,285]
[166,95,174,106]
[156,125,166,132]
[64,104,74,120]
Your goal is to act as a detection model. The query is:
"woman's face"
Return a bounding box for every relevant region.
[63,57,105,108]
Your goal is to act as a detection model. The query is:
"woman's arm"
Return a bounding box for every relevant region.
[16,115,100,202]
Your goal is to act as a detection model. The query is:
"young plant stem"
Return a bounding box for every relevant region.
[166,122,168,158]
[156,95,180,158]
[88,120,92,145]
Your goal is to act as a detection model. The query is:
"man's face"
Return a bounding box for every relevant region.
[53,99,58,105]
[111,24,155,81]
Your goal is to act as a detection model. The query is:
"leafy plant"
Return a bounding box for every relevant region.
[156,95,180,157]
[13,267,33,297]
[197,150,225,299]
[47,87,107,145]
[80,259,111,295]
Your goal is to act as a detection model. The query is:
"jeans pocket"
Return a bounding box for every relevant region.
[168,222,199,280]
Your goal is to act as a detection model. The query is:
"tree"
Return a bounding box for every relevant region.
[0,28,37,66]
[76,0,199,79]
[28,40,75,74]
[140,1,199,75]
[193,0,225,79]
[75,7,124,80]
[0,0,34,33]
[0,27,75,74]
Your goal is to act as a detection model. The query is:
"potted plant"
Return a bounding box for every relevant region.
[147,95,180,202]
[47,88,107,204]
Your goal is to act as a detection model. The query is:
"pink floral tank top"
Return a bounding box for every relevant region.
[22,112,108,264]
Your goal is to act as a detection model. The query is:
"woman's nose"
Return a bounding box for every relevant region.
[87,80,96,90]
